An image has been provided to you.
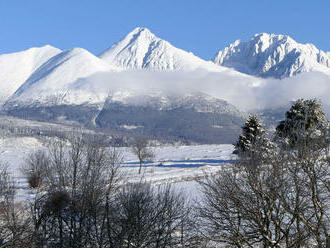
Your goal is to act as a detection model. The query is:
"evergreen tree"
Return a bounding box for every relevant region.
[275,99,328,149]
[236,115,263,153]
[235,115,274,163]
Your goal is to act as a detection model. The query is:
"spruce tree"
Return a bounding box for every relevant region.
[275,99,328,150]
[235,115,274,163]
[236,115,262,153]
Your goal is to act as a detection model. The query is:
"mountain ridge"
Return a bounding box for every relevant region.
[0,45,62,103]
[1,28,329,143]
[213,32,330,78]
[5,27,258,109]
[6,47,119,107]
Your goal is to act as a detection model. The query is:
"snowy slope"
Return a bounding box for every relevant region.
[100,27,225,72]
[0,45,62,103]
[213,33,330,78]
[5,48,119,107]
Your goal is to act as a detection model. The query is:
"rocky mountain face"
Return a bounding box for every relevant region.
[213,33,330,78]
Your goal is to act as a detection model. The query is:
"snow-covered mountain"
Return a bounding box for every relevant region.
[5,28,258,109]
[0,45,62,103]
[2,28,330,143]
[94,90,245,143]
[5,86,246,143]
[213,33,330,78]
[100,27,224,71]
[100,89,243,117]
[3,44,247,143]
[6,48,118,107]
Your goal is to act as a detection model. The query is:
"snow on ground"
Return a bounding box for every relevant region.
[121,144,235,184]
[0,137,236,201]
[0,137,42,148]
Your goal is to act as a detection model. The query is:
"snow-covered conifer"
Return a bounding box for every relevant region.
[275,99,329,149]
[235,115,274,163]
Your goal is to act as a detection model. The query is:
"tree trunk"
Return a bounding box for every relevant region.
[139,161,142,174]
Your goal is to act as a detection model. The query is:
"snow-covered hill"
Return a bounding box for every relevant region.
[100,27,224,72]
[0,45,62,103]
[213,33,330,78]
[5,48,119,107]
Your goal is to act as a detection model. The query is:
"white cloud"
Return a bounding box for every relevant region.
[71,69,330,113]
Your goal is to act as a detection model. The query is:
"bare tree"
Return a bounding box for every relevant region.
[198,159,300,248]
[24,135,193,248]
[21,150,49,189]
[131,138,155,174]
[0,164,32,247]
[277,128,330,247]
[198,99,330,247]
[109,182,188,248]
[26,133,123,248]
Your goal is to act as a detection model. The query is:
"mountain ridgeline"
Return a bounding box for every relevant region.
[213,33,330,78]
[1,27,329,143]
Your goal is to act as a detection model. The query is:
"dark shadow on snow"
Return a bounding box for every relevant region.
[122,159,236,168]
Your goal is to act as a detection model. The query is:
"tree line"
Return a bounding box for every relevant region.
[0,99,329,247]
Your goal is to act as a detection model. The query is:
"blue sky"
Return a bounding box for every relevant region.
[0,0,329,59]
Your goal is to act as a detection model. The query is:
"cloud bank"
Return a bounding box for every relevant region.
[72,69,330,113]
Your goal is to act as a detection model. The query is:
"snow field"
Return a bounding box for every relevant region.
[0,137,236,201]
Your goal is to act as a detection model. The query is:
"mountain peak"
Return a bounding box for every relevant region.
[64,47,95,57]
[25,44,59,52]
[0,45,61,57]
[6,47,117,106]
[0,45,62,103]
[253,32,286,39]
[130,27,153,35]
[213,33,330,78]
[100,27,223,71]
[123,27,157,44]
[252,33,296,46]
[99,27,161,69]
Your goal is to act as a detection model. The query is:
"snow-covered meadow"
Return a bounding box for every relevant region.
[0,137,236,201]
